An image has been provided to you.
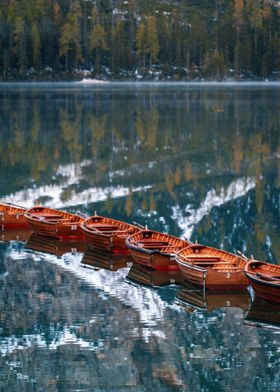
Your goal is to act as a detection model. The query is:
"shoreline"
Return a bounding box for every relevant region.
[1,80,280,88]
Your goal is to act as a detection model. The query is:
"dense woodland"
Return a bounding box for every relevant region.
[0,0,280,80]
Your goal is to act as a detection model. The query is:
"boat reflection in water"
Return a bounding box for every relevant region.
[0,228,32,243]
[26,233,86,256]
[176,282,251,312]
[245,296,280,329]
[81,246,132,271]
[126,262,184,288]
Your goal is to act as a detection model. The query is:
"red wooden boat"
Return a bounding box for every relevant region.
[126,263,184,287]
[25,206,85,239]
[81,247,132,271]
[176,244,249,290]
[81,215,139,253]
[26,233,86,256]
[244,260,280,304]
[126,230,189,271]
[0,202,29,228]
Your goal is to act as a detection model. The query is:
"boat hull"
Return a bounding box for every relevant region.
[177,260,249,290]
[83,230,129,253]
[129,247,179,271]
[245,260,280,304]
[25,207,85,239]
[176,244,248,290]
[26,217,84,239]
[126,229,189,271]
[246,275,280,304]
[81,216,139,253]
[0,203,28,228]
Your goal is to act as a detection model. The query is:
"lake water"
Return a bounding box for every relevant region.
[0,83,280,391]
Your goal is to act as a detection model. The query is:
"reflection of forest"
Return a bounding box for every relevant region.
[0,243,279,392]
[0,87,279,260]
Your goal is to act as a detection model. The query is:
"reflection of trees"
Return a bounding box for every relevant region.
[0,88,279,258]
[60,107,82,163]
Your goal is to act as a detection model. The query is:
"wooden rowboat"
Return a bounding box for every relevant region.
[176,244,249,290]
[0,202,29,228]
[81,247,132,271]
[244,260,280,304]
[25,206,85,239]
[126,229,189,271]
[26,233,86,256]
[81,215,139,253]
[126,263,184,287]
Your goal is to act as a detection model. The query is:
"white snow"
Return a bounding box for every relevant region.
[172,177,255,239]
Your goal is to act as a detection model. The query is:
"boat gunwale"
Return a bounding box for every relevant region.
[245,260,280,289]
[176,257,208,273]
[81,224,136,238]
[176,243,242,262]
[0,202,27,214]
[126,229,188,256]
[24,206,83,225]
[81,215,139,238]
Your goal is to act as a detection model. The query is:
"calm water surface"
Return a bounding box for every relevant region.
[0,83,280,391]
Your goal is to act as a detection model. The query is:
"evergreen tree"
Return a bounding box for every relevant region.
[89,23,107,75]
[136,21,146,67]
[59,2,82,70]
[145,16,160,67]
[31,23,41,68]
[14,17,27,72]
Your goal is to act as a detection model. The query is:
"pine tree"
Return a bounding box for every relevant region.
[112,21,125,76]
[31,23,41,69]
[59,2,83,70]
[233,0,244,77]
[14,17,27,72]
[136,22,146,68]
[89,23,107,75]
[145,16,160,67]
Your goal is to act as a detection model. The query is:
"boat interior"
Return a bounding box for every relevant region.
[83,216,136,236]
[128,230,187,252]
[26,207,82,223]
[248,261,280,283]
[178,245,245,270]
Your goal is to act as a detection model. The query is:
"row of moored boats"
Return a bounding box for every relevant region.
[1,201,279,305]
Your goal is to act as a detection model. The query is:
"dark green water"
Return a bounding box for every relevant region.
[0,83,280,391]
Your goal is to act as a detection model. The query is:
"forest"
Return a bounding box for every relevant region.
[0,0,279,80]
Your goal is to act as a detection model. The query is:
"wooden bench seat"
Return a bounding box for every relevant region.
[191,261,232,266]
[138,241,169,246]
[187,255,221,260]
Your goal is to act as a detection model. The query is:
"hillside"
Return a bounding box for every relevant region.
[0,0,279,80]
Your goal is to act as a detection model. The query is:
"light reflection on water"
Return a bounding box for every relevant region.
[0,84,280,391]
